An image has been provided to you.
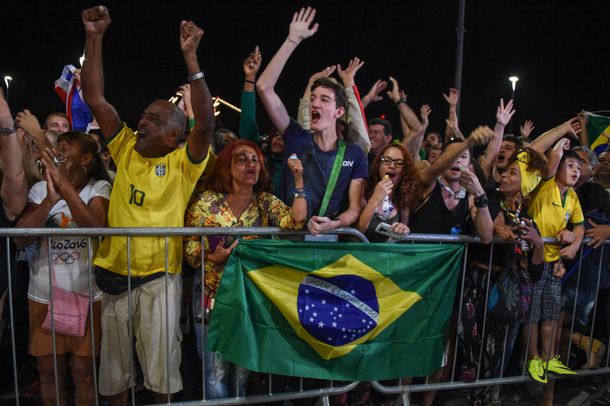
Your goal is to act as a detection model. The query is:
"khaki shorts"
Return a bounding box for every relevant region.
[98,273,182,396]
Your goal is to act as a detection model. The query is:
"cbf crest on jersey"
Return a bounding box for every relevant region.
[155,163,166,177]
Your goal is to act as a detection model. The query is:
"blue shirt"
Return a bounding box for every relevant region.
[282,120,368,219]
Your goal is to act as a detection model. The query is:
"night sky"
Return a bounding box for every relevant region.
[2,0,609,140]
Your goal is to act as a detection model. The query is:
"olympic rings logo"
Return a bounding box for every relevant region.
[50,251,81,265]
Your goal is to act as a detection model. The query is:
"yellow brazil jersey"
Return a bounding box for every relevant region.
[527,176,584,262]
[94,123,208,277]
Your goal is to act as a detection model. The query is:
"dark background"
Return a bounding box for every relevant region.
[1,0,609,139]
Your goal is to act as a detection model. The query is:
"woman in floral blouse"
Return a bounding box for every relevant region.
[184,139,306,399]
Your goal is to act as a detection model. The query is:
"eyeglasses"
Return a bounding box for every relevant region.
[380,155,405,167]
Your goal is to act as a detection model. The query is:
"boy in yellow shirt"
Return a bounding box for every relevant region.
[526,139,585,384]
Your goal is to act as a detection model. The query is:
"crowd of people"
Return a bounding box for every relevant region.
[0,5,610,406]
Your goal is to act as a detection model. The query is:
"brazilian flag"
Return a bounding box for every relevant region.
[207,240,464,381]
[585,112,610,156]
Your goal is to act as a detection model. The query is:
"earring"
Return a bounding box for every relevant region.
[81,165,87,173]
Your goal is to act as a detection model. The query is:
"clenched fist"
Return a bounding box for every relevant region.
[82,5,111,36]
[180,20,204,55]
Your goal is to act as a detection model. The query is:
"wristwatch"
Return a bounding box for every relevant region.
[473,194,489,208]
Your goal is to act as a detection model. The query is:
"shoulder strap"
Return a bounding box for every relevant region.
[318,141,346,217]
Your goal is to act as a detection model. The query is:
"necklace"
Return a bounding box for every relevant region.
[438,178,466,200]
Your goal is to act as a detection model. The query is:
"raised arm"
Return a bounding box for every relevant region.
[387,76,423,138]
[530,118,580,154]
[80,6,121,138]
[257,7,319,135]
[239,46,262,142]
[443,88,461,139]
[15,110,54,154]
[180,20,214,161]
[337,57,370,153]
[361,79,388,109]
[0,89,27,220]
[297,66,336,129]
[479,98,515,180]
[419,126,493,187]
[542,138,570,179]
[576,112,589,147]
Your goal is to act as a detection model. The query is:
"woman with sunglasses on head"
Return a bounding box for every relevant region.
[357,143,420,242]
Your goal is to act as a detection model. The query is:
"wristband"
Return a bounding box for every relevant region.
[292,188,308,199]
[395,98,407,106]
[286,38,299,46]
[0,126,16,135]
[187,71,205,82]
[473,194,489,208]
[244,79,255,84]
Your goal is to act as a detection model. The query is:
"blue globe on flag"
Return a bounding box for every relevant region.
[297,274,379,346]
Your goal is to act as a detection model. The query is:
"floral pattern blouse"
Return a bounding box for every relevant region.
[184,190,305,296]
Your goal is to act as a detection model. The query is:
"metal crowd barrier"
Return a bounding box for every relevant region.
[0,228,608,406]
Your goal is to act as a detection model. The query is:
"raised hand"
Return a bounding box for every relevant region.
[180,20,204,55]
[553,137,571,151]
[288,7,319,44]
[496,98,515,127]
[520,120,535,138]
[443,88,459,107]
[243,45,262,77]
[308,66,337,84]
[467,125,494,148]
[337,57,365,87]
[386,76,403,104]
[560,117,581,140]
[362,80,388,107]
[420,104,432,128]
[15,109,42,136]
[81,5,111,36]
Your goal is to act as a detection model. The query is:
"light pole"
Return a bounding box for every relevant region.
[3,76,12,102]
[508,75,519,133]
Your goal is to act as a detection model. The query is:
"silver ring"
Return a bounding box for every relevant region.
[52,156,61,166]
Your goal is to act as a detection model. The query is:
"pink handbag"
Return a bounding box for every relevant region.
[42,266,90,337]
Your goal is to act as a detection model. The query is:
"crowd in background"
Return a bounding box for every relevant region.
[1,5,610,406]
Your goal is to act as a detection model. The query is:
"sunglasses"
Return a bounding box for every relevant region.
[380,155,405,167]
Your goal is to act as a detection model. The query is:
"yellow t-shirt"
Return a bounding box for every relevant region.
[527,177,584,262]
[94,123,208,276]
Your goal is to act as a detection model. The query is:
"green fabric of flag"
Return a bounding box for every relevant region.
[207,240,464,381]
[585,112,610,155]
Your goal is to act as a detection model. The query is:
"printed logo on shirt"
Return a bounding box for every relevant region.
[565,210,571,222]
[155,163,166,177]
[342,161,354,167]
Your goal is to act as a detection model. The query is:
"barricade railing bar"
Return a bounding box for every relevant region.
[0,227,608,406]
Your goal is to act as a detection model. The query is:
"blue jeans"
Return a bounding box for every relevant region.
[194,322,249,399]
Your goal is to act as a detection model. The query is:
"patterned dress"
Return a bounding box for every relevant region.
[184,190,305,297]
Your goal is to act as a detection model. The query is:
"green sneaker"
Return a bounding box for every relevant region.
[527,357,548,384]
[546,355,576,375]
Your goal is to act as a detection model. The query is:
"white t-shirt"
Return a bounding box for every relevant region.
[28,179,111,304]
